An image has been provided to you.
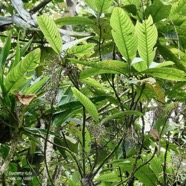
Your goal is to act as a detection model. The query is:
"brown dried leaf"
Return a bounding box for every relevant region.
[15,93,37,106]
[150,128,159,141]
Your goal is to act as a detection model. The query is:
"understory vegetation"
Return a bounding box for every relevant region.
[0,0,186,185]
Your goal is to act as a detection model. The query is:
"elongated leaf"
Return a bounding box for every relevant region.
[110,7,137,64]
[70,59,129,74]
[136,16,158,68]
[149,61,174,68]
[13,42,20,68]
[95,0,114,14]
[80,68,119,79]
[37,14,62,54]
[82,77,105,91]
[72,87,99,121]
[20,38,33,56]
[135,164,157,186]
[68,43,96,58]
[62,36,92,51]
[4,48,40,93]
[157,42,186,72]
[85,0,97,11]
[95,171,120,182]
[101,110,143,124]
[145,81,165,103]
[143,67,186,81]
[55,16,95,27]
[79,127,91,154]
[22,76,49,94]
[145,0,171,23]
[11,0,36,26]
[150,156,163,179]
[0,32,11,68]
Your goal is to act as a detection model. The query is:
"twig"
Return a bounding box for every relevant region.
[82,106,86,177]
[0,134,19,175]
[29,0,52,14]
[163,132,170,186]
[127,103,145,185]
[23,128,83,178]
[93,137,123,177]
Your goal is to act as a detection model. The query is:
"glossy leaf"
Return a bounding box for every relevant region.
[37,14,62,54]
[72,87,99,121]
[110,7,137,64]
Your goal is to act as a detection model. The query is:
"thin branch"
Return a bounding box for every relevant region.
[26,159,42,186]
[43,66,63,186]
[23,128,83,178]
[0,134,19,175]
[82,106,86,177]
[93,137,123,177]
[0,34,47,44]
[163,132,170,186]
[127,103,145,185]
[29,0,52,14]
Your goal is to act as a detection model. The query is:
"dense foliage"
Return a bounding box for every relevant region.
[0,0,186,185]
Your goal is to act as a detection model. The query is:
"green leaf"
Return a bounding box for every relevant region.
[37,14,62,54]
[85,0,97,11]
[13,42,20,68]
[95,0,114,14]
[82,77,105,91]
[153,102,178,132]
[157,42,186,72]
[150,61,174,68]
[150,156,163,179]
[110,7,137,64]
[145,81,165,103]
[101,110,143,124]
[135,164,157,186]
[22,76,49,94]
[143,67,186,81]
[132,60,147,72]
[4,48,41,93]
[55,16,95,27]
[79,127,91,154]
[71,87,99,121]
[136,16,158,68]
[67,43,96,58]
[80,68,119,79]
[95,171,120,182]
[0,32,11,69]
[70,59,129,74]
[20,38,33,57]
[145,0,171,23]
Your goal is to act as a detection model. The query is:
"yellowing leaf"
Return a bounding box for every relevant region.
[15,93,37,106]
